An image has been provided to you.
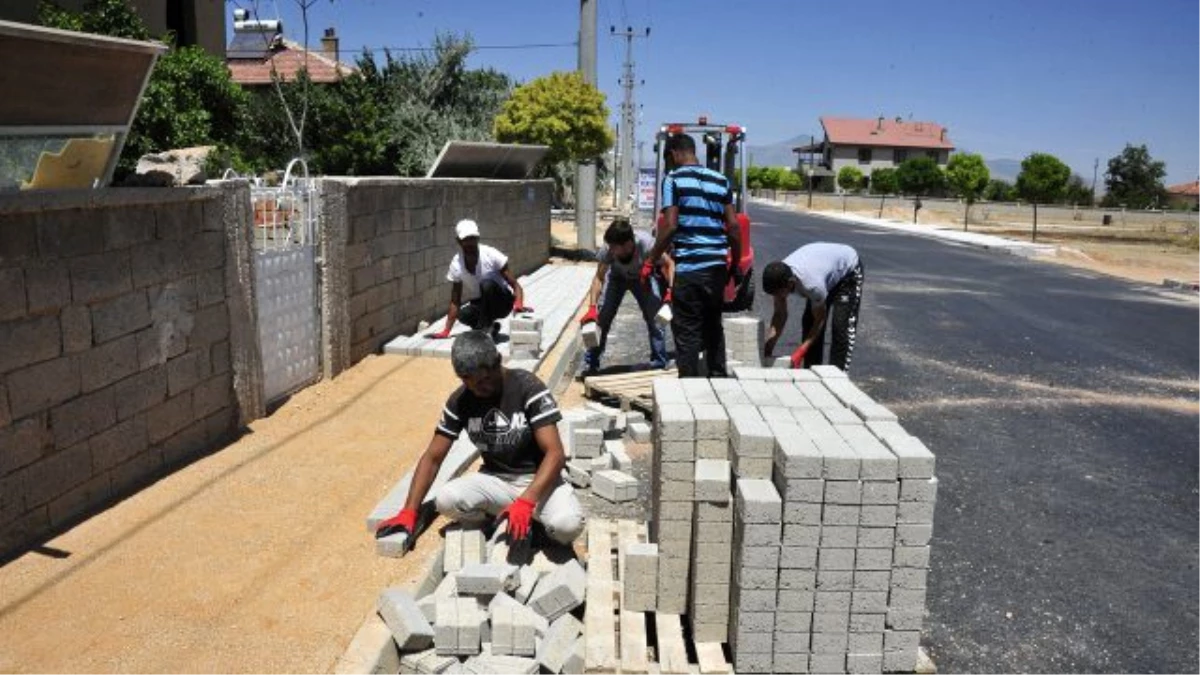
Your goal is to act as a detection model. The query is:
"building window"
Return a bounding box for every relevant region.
[857,148,872,165]
[894,148,907,164]
[927,150,939,161]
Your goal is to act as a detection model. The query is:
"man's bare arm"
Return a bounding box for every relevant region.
[764,292,789,357]
[442,282,463,332]
[400,433,455,512]
[647,206,678,263]
[588,262,609,306]
[724,204,742,276]
[501,265,525,308]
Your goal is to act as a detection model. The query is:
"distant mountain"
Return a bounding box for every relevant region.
[746,134,808,168]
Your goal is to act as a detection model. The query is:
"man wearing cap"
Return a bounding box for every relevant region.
[430,219,532,339]
[761,242,864,371]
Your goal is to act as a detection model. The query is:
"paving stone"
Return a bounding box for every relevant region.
[857,527,895,549]
[457,562,519,596]
[861,480,899,505]
[693,459,731,503]
[690,403,729,440]
[592,469,637,502]
[571,427,603,459]
[849,613,886,633]
[604,439,632,471]
[882,649,918,673]
[655,403,695,441]
[626,421,651,443]
[564,460,590,488]
[377,588,435,651]
[893,545,930,569]
[897,500,936,524]
[623,542,658,610]
[860,505,898,528]
[824,480,863,505]
[580,321,599,348]
[588,452,612,472]
[900,476,939,503]
[836,424,899,480]
[846,652,883,674]
[400,647,458,674]
[881,435,936,478]
[535,613,583,673]
[527,559,586,621]
[514,566,542,604]
[895,523,933,546]
[855,548,892,571]
[850,398,898,423]
[735,478,783,524]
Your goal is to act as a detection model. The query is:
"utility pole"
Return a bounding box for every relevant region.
[575,0,597,250]
[611,25,649,214]
[1091,157,1099,206]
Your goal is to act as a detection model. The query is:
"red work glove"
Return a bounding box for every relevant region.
[429,327,452,339]
[497,497,537,541]
[639,259,655,287]
[512,300,534,314]
[662,287,673,304]
[375,508,418,540]
[790,343,810,369]
[580,305,598,325]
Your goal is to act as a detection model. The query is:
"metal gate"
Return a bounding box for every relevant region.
[251,159,321,403]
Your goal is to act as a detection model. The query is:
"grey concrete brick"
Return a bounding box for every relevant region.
[823,504,861,526]
[736,544,780,570]
[0,314,61,376]
[773,652,810,674]
[694,459,730,502]
[734,610,776,633]
[782,524,821,547]
[759,406,795,425]
[853,571,891,592]
[882,649,918,673]
[768,381,813,409]
[659,459,695,482]
[657,478,694,502]
[90,414,148,471]
[860,505,897,528]
[732,651,775,674]
[818,548,856,571]
[778,568,817,592]
[895,523,933,546]
[774,428,822,479]
[652,377,687,405]
[562,636,584,675]
[593,469,637,502]
[812,632,850,654]
[893,545,931,569]
[861,480,898,505]
[730,588,777,612]
[588,452,612,472]
[900,476,938,503]
[736,478,782,523]
[780,546,817,569]
[626,421,651,443]
[777,589,815,612]
[865,419,909,446]
[890,567,928,591]
[695,437,727,459]
[813,611,850,633]
[564,460,590,488]
[816,570,854,592]
[730,628,775,654]
[796,380,842,410]
[58,305,91,354]
[514,566,541,604]
[783,503,823,526]
[605,439,632,471]
[822,405,863,426]
[690,620,728,643]
[846,652,883,674]
[657,499,694,522]
[725,403,762,423]
[733,565,778,590]
[731,416,775,458]
[820,526,858,549]
[80,335,139,394]
[457,563,519,596]
[37,215,104,258]
[897,500,936,524]
[400,646,457,674]
[377,588,435,651]
[734,455,774,479]
[851,590,889,614]
[857,527,895,549]
[51,386,116,450]
[23,262,70,316]
[887,608,923,631]
[570,427,602,459]
[689,582,731,607]
[850,613,885,633]
[836,424,899,481]
[738,521,784,547]
[815,590,852,614]
[884,629,920,654]
[881,435,936,478]
[811,365,847,380]
[659,440,694,462]
[690,403,729,440]
[774,611,813,634]
[527,559,585,621]
[810,653,847,674]
[855,548,892,571]
[777,477,824,503]
[679,377,718,404]
[91,291,150,345]
[655,403,695,441]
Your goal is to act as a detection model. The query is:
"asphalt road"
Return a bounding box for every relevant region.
[746,202,1199,673]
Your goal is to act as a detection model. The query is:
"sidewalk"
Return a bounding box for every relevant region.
[754,197,1060,258]
[0,355,461,673]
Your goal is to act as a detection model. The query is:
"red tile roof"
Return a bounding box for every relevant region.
[820,116,954,150]
[1166,180,1199,196]
[227,39,355,86]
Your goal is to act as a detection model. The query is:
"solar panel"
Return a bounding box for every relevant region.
[227,30,274,59]
[426,141,549,180]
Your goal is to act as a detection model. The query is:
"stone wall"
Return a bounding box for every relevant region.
[319,178,553,373]
[0,186,253,557]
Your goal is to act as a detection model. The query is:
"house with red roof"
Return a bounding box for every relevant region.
[1165,180,1199,210]
[225,10,355,88]
[794,116,954,189]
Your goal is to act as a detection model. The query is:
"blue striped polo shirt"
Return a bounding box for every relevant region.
[661,165,732,274]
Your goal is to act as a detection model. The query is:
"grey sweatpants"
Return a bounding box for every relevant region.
[435,471,585,544]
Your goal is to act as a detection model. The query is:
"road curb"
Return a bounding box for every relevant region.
[754,199,1061,259]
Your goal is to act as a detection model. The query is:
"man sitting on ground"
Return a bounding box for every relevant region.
[430,219,532,340]
[375,330,584,545]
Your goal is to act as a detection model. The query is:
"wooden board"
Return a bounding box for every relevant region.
[585,518,618,672]
[616,520,648,673]
[694,643,730,674]
[584,369,675,413]
[654,613,691,674]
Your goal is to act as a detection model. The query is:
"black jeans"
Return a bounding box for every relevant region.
[671,265,728,378]
[801,261,864,371]
[458,279,514,330]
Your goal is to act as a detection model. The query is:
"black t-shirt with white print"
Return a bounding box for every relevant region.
[435,369,562,474]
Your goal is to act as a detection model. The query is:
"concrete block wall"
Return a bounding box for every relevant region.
[318,178,553,373]
[0,186,254,558]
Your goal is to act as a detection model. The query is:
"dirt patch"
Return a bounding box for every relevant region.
[0,355,462,673]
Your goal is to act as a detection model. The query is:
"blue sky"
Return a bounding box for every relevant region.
[233,0,1199,184]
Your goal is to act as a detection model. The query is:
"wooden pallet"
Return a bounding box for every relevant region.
[583,369,677,413]
[583,518,732,675]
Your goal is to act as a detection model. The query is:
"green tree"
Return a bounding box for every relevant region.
[983,179,1016,202]
[896,156,946,222]
[870,167,899,218]
[39,0,247,179]
[837,166,864,193]
[1102,144,1167,209]
[494,71,613,166]
[945,153,991,230]
[1016,152,1071,241]
[1061,174,1095,207]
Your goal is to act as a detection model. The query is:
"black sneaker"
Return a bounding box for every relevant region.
[490,321,502,341]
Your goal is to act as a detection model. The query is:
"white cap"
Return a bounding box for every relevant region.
[455,219,480,240]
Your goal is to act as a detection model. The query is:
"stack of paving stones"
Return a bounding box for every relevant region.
[558,404,641,501]
[387,524,588,674]
[507,315,544,363]
[722,315,764,369]
[647,365,936,674]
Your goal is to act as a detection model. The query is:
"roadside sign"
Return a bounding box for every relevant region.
[637,167,656,210]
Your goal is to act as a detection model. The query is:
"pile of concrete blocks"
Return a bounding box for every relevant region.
[647,365,936,674]
[558,405,642,501]
[508,315,545,362]
[387,526,589,674]
[723,315,763,369]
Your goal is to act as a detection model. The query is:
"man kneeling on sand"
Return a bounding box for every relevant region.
[375,330,585,546]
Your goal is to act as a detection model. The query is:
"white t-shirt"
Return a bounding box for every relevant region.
[447,244,511,301]
[783,243,859,306]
